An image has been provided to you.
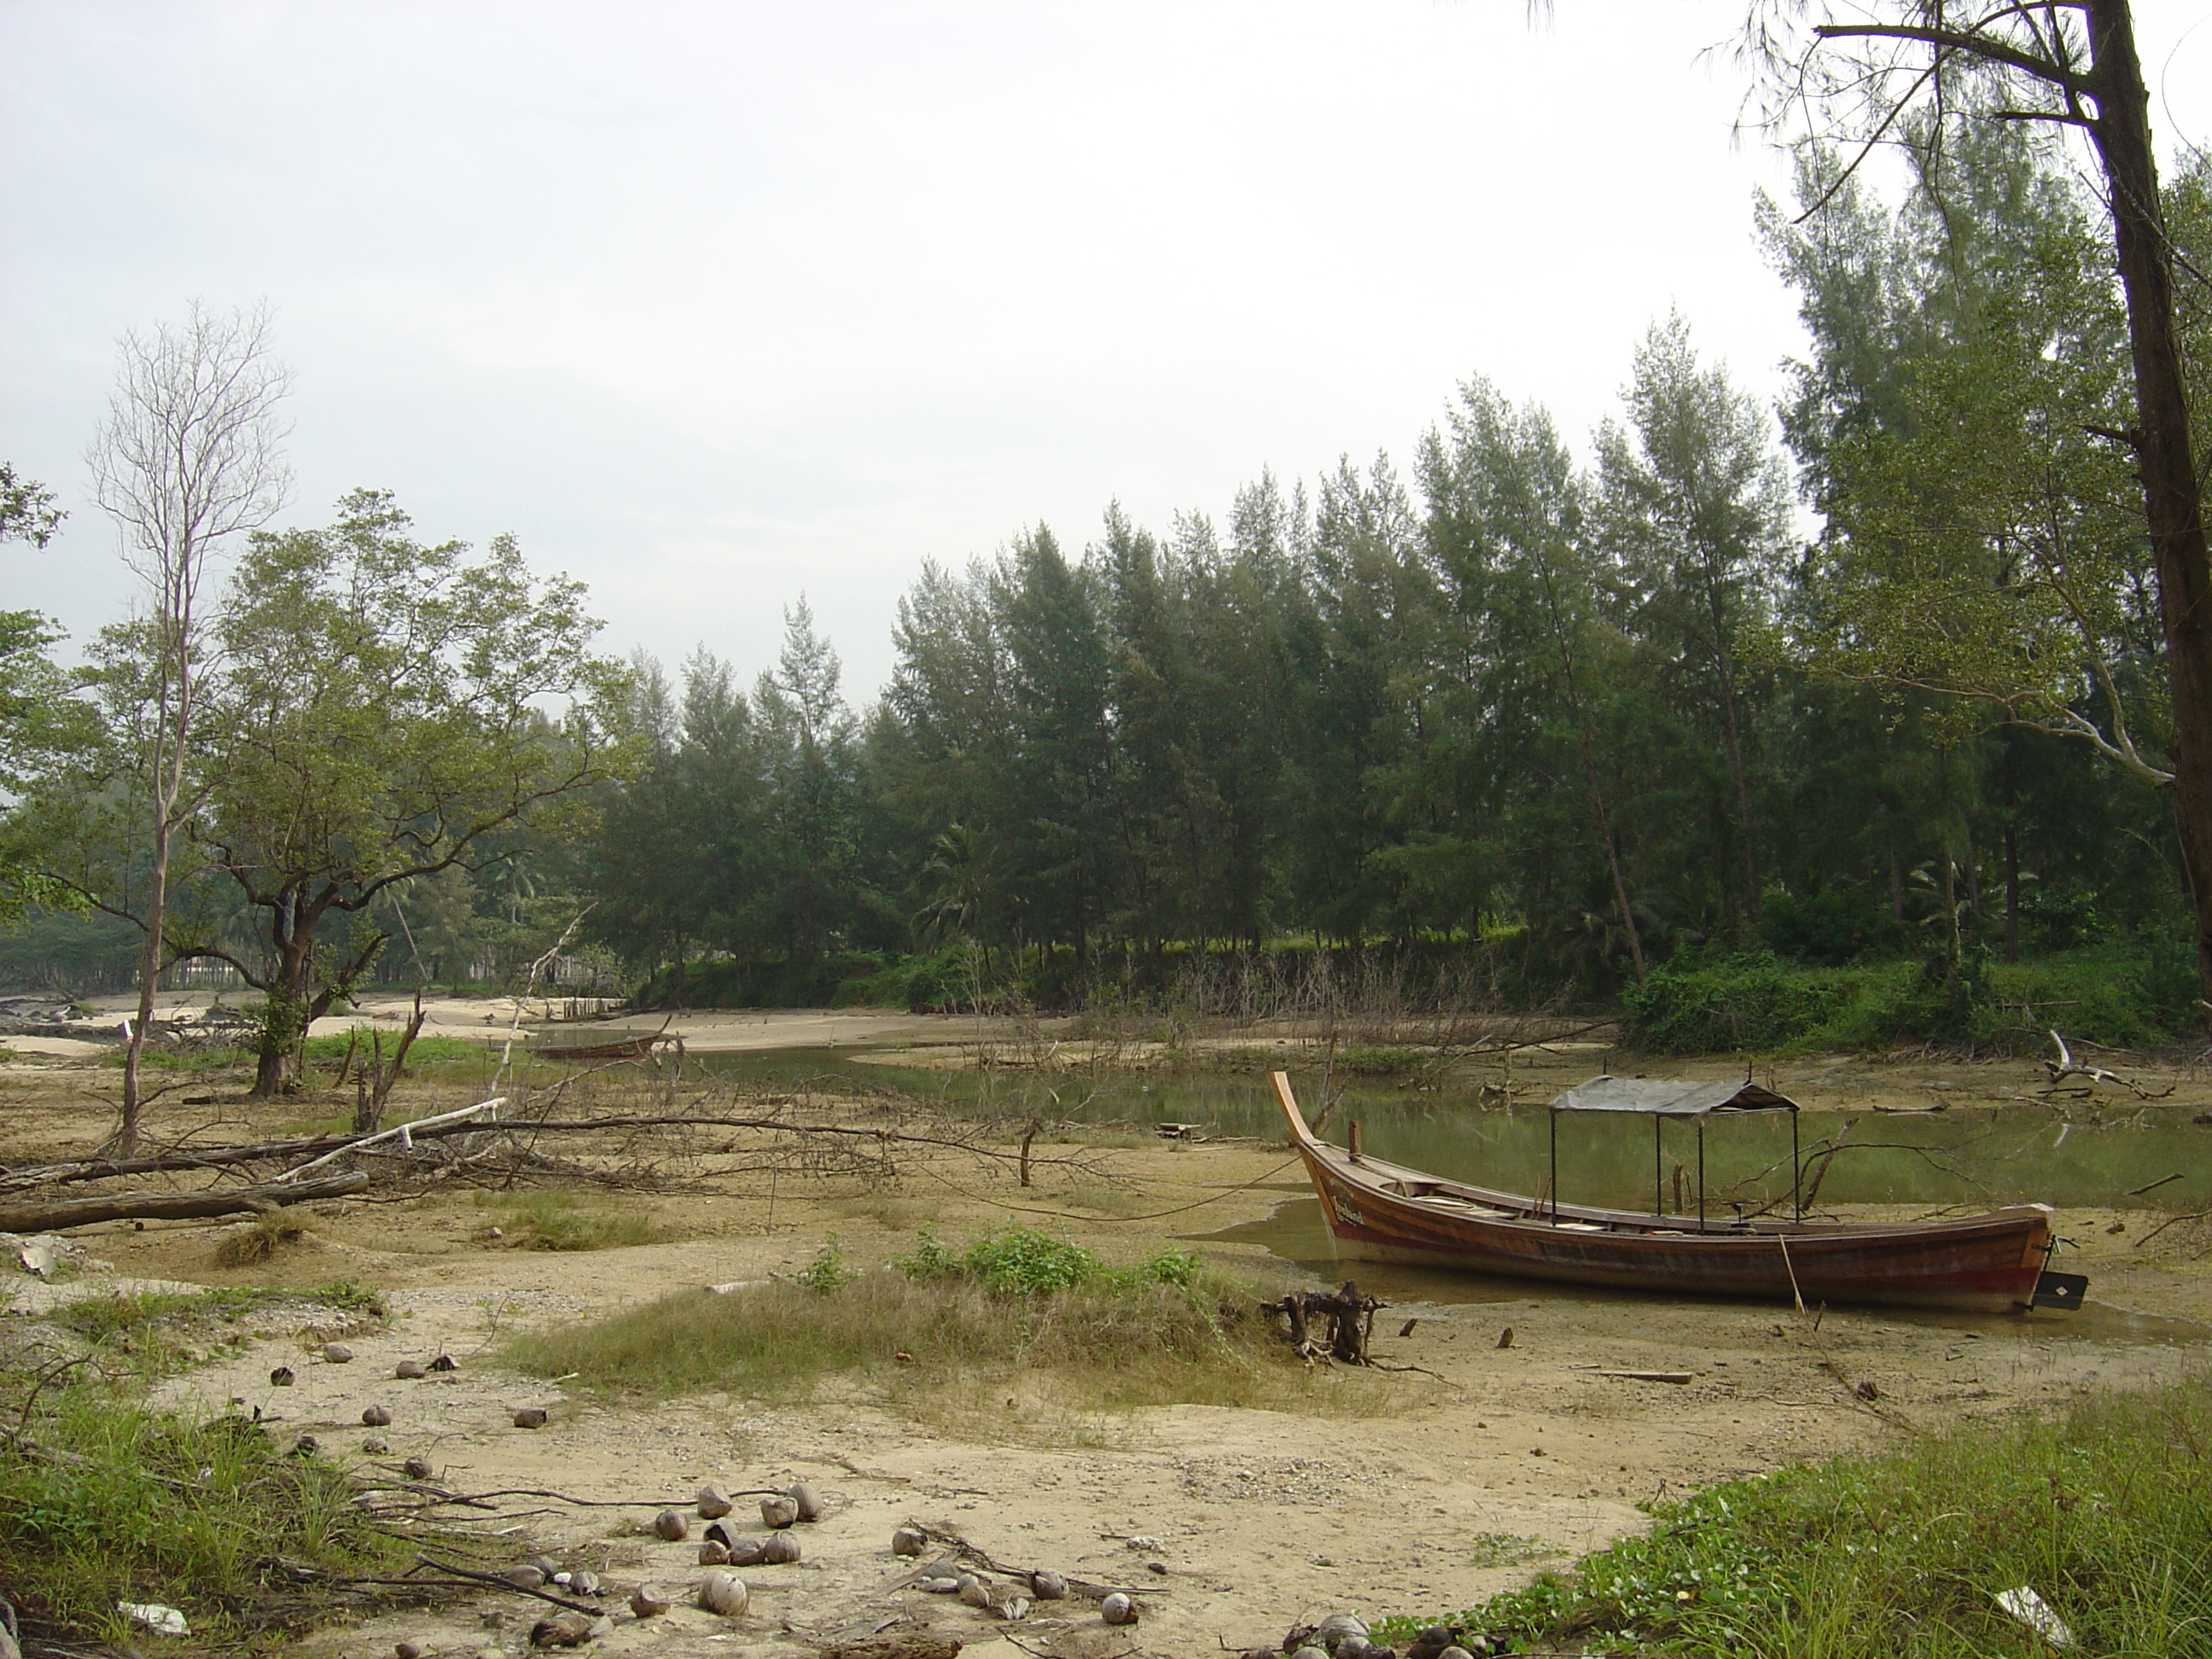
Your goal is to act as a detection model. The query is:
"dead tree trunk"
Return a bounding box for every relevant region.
[0,1171,366,1233]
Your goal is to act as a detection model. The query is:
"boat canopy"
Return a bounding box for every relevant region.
[1548,1076,1799,1118]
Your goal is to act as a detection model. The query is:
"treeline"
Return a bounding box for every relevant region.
[5,127,2206,1033]
[581,128,2206,1011]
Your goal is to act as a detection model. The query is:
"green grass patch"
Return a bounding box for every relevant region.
[507,1226,1370,1421]
[50,1281,387,1376]
[301,1029,488,1067]
[1374,1376,2212,1656]
[1622,941,2198,1055]
[1333,1044,1428,1077]
[473,1188,661,1250]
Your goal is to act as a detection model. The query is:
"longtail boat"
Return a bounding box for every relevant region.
[1272,1071,2081,1313]
[533,1016,676,1063]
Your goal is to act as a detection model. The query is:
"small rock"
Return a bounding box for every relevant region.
[323,1342,355,1364]
[363,1435,390,1454]
[891,1527,928,1557]
[270,1366,295,1387]
[402,1456,434,1481]
[1028,1569,1067,1600]
[1100,1592,1138,1627]
[396,1359,428,1380]
[760,1493,799,1528]
[697,1569,748,1617]
[651,1509,688,1541]
[117,1603,191,1639]
[362,1405,393,1427]
[512,1407,550,1429]
[697,1483,734,1519]
[628,1584,669,1618]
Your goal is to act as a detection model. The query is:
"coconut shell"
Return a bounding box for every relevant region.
[396,1359,428,1379]
[527,1614,595,1648]
[997,1598,1030,1623]
[363,1435,390,1454]
[512,1407,550,1429]
[1100,1592,1138,1627]
[698,1569,748,1617]
[651,1509,688,1541]
[323,1342,355,1364]
[697,1483,735,1519]
[784,1481,823,1522]
[955,1576,992,1609]
[917,1579,960,1595]
[759,1532,802,1565]
[569,1570,602,1597]
[699,1540,731,1565]
[270,1366,294,1387]
[428,1353,457,1371]
[363,1405,393,1427]
[402,1455,433,1481]
[760,1494,800,1528]
[395,1644,422,1659]
[1027,1569,1067,1600]
[629,1584,670,1618]
[890,1527,928,1557]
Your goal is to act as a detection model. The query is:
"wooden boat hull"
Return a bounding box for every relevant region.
[1272,1074,2053,1313]
[535,1033,660,1062]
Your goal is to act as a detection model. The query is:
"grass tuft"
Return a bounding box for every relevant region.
[212,1209,310,1267]
[507,1231,1380,1423]
[473,1189,661,1251]
[1374,1374,2212,1657]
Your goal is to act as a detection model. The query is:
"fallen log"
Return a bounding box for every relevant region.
[0,1171,367,1233]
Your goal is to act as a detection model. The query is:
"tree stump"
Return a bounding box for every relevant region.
[1261,1280,1382,1365]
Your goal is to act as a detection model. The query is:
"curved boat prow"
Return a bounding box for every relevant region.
[1272,1071,1316,1144]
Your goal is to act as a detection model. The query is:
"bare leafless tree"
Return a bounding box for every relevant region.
[88,300,292,1153]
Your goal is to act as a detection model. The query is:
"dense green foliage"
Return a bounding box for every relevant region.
[1376,1377,2212,1657]
[556,134,2209,1017]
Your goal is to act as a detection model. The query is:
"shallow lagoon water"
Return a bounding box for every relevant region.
[701,1046,2209,1214]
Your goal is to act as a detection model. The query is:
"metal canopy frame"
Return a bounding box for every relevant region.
[1545,1076,1803,1230]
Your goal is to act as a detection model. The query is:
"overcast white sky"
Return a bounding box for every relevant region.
[5,2,2209,700]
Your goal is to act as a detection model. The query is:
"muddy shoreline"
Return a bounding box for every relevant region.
[5,1011,2209,1658]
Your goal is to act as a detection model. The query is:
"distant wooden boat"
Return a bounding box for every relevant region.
[533,1016,675,1063]
[1272,1071,2077,1313]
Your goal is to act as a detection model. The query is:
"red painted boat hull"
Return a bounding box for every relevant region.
[1273,1074,2052,1313]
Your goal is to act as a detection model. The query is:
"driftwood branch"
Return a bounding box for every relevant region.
[2043,1029,2174,1098]
[0,1171,368,1233]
